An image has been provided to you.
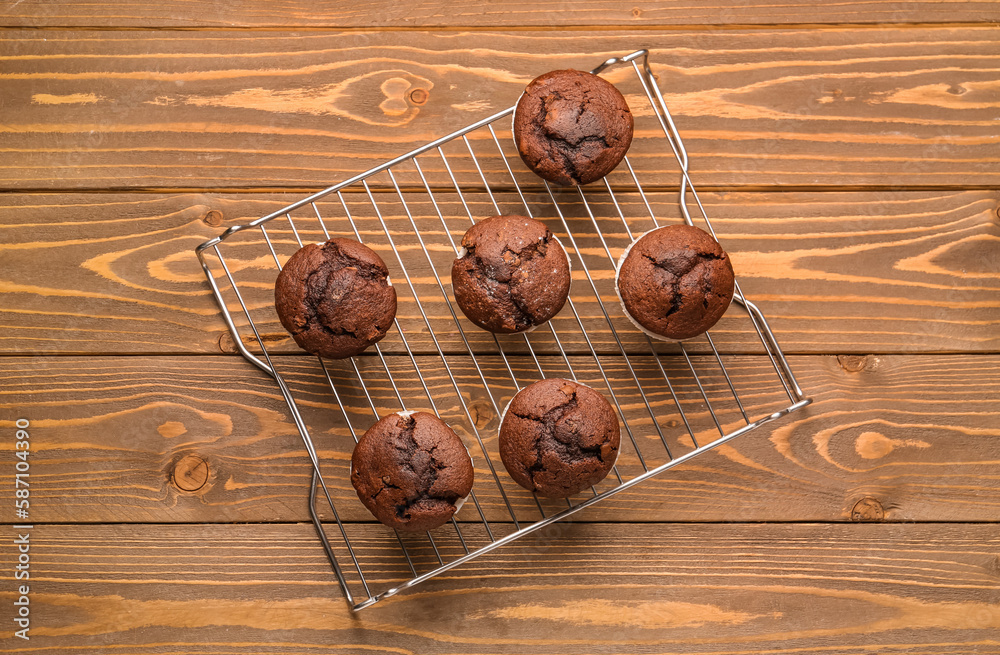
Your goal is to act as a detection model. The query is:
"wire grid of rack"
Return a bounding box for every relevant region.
[195,49,811,611]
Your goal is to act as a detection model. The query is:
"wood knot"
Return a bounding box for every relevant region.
[408,88,429,105]
[157,421,188,439]
[172,454,210,492]
[855,430,930,460]
[469,400,495,430]
[632,7,642,17]
[838,354,878,373]
[380,77,414,117]
[851,497,885,522]
[855,431,893,459]
[203,210,224,227]
[218,332,238,354]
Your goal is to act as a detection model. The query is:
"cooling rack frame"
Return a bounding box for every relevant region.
[195,49,811,611]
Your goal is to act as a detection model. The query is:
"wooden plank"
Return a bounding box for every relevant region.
[2,354,997,524]
[3,0,998,28]
[1,522,997,652]
[1,190,996,356]
[3,28,998,189]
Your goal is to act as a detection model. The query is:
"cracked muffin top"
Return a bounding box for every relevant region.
[451,215,571,334]
[351,411,474,532]
[274,238,396,359]
[513,69,633,186]
[616,225,735,341]
[499,378,620,498]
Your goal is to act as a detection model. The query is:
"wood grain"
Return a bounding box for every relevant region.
[4,0,998,28]
[4,6,997,652]
[1,190,996,356]
[1,522,997,653]
[2,354,997,524]
[3,28,998,189]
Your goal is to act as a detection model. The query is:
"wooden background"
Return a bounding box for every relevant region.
[2,2,999,653]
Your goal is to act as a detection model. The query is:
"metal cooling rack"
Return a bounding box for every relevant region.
[195,49,811,611]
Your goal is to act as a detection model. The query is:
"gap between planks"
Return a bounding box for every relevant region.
[4,520,1000,526]
[4,350,1000,358]
[3,184,999,196]
[4,22,997,32]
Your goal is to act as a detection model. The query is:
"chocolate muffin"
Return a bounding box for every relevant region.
[351,411,475,532]
[616,225,735,341]
[499,378,620,498]
[274,238,396,359]
[513,69,633,186]
[451,215,571,334]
